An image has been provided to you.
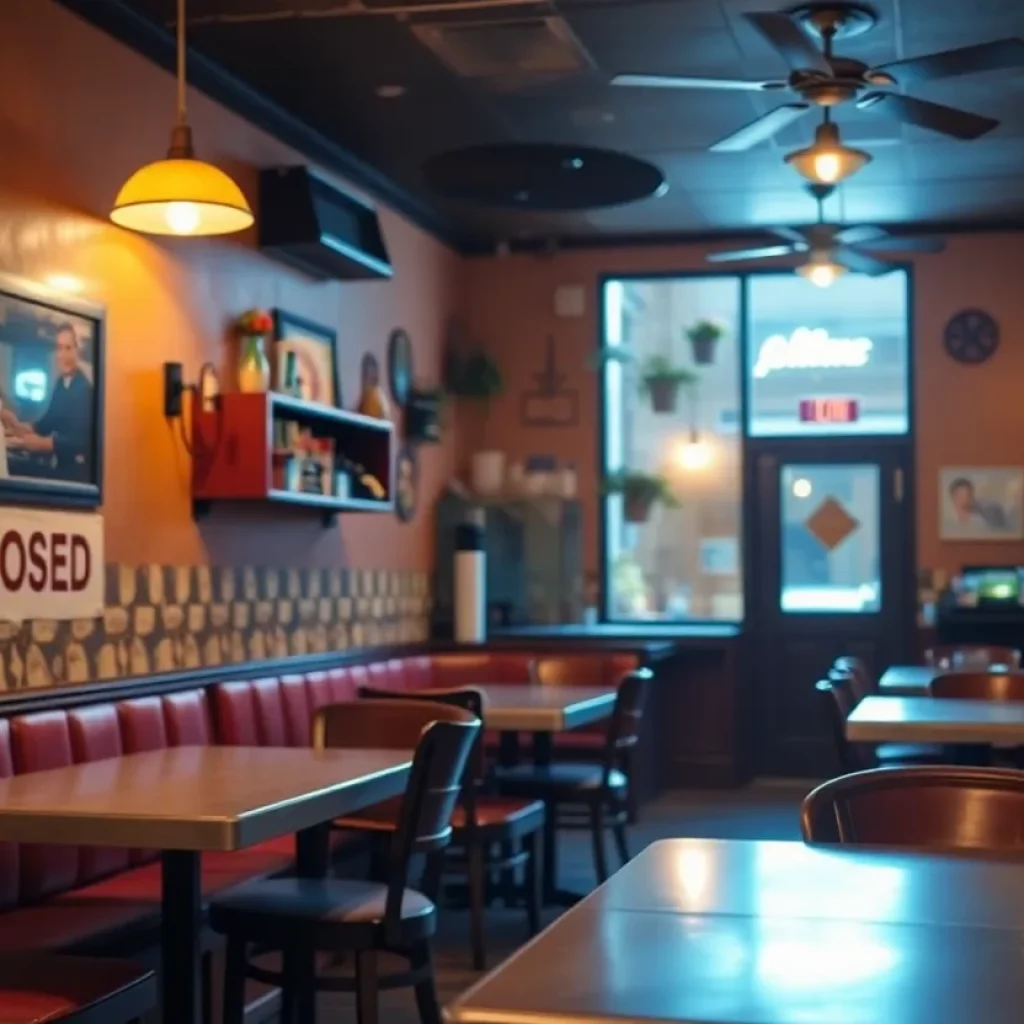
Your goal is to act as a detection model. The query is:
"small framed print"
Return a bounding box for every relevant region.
[272,309,340,407]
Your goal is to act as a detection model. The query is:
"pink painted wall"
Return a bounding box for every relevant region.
[0,0,460,570]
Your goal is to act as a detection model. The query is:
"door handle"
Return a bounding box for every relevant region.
[894,468,904,502]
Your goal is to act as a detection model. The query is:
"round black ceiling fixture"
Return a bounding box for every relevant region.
[421,144,666,210]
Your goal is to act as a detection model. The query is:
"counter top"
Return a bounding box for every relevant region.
[493,622,740,639]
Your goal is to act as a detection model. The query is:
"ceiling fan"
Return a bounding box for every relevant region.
[705,184,945,286]
[611,1,1024,151]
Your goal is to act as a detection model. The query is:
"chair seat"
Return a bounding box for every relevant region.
[495,762,627,800]
[209,877,436,948]
[0,953,155,1024]
[451,796,545,834]
[877,742,947,763]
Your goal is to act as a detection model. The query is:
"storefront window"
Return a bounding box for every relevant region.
[602,276,743,623]
[746,271,909,437]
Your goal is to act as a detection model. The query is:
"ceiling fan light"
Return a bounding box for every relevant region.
[797,253,846,288]
[785,122,872,185]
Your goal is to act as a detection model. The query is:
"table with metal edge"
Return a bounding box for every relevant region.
[877,664,936,696]
[847,694,1024,745]
[0,745,412,1024]
[445,838,1024,1024]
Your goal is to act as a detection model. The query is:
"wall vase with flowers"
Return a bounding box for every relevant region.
[685,318,726,366]
[236,309,273,393]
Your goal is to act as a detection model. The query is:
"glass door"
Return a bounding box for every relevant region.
[750,444,913,776]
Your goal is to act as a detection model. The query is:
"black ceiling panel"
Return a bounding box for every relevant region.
[63,0,1024,246]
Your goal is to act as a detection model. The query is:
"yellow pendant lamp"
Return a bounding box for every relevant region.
[111,0,253,237]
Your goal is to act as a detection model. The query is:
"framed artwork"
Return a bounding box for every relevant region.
[0,273,105,509]
[940,467,1024,541]
[271,309,339,407]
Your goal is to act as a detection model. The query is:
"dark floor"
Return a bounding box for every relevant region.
[318,783,810,1022]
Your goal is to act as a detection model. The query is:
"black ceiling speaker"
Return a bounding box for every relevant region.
[421,144,666,210]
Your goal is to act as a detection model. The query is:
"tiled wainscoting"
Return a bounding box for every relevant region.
[0,565,431,690]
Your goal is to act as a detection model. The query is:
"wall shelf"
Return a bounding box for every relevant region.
[192,392,394,525]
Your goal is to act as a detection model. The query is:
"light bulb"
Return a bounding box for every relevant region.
[812,152,841,184]
[797,254,846,288]
[677,437,711,471]
[165,201,201,235]
[808,263,838,287]
[792,478,813,498]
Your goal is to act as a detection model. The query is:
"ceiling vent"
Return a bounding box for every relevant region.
[410,14,594,85]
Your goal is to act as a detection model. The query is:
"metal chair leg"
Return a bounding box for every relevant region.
[355,950,379,1024]
[468,838,487,970]
[612,821,631,866]
[222,937,247,1024]
[589,802,609,884]
[411,945,442,1024]
[524,829,542,936]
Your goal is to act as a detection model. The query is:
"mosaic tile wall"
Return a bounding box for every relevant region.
[0,566,431,690]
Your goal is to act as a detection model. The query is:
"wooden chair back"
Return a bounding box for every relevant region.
[832,656,875,702]
[931,671,1024,701]
[817,672,875,772]
[802,765,1024,851]
[601,668,652,785]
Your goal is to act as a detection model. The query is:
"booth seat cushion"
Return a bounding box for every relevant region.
[305,672,334,714]
[279,675,312,747]
[429,654,495,688]
[163,690,213,746]
[251,678,288,747]
[213,681,261,746]
[0,721,18,910]
[326,668,357,703]
[9,711,80,901]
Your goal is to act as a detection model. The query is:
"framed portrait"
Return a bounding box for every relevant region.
[0,273,105,509]
[271,309,339,407]
[940,466,1024,541]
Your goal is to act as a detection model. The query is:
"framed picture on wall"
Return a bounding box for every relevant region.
[271,309,340,407]
[0,273,105,509]
[940,466,1024,541]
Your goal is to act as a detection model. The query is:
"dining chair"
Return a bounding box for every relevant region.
[832,655,875,702]
[528,656,641,822]
[494,667,652,888]
[818,671,945,772]
[0,954,155,1024]
[802,765,1024,851]
[925,645,1021,671]
[353,684,545,971]
[209,700,479,1024]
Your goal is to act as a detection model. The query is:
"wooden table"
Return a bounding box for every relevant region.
[877,664,935,695]
[0,745,411,1024]
[847,694,1024,744]
[446,838,1024,1024]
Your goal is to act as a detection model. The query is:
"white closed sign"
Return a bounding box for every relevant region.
[0,508,103,621]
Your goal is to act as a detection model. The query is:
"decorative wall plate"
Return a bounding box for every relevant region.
[944,309,999,365]
[388,328,413,404]
[395,444,418,523]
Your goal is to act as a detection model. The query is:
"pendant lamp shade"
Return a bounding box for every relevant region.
[110,0,253,237]
[111,155,254,236]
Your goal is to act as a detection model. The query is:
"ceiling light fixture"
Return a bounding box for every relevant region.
[797,251,847,288]
[785,119,871,186]
[110,0,253,237]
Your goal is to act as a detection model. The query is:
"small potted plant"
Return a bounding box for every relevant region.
[235,308,274,393]
[605,469,679,524]
[445,348,506,494]
[640,355,696,414]
[685,317,726,365]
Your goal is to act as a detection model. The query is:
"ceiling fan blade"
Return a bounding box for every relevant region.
[855,235,946,253]
[707,244,799,263]
[875,38,1024,84]
[770,225,811,245]
[834,247,893,276]
[710,104,811,152]
[610,73,784,91]
[744,11,831,75]
[834,225,889,245]
[858,92,998,139]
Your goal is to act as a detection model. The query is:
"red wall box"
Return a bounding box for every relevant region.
[192,392,394,524]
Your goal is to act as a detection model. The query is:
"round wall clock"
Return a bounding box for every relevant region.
[387,328,413,404]
[395,444,418,523]
[944,309,999,365]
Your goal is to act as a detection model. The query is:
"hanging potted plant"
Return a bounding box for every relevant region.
[235,308,274,393]
[605,470,679,525]
[685,317,726,366]
[445,347,506,494]
[640,355,696,414]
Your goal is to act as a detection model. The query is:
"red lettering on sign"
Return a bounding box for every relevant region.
[0,532,25,591]
[27,532,47,592]
[70,534,90,592]
[51,532,68,592]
